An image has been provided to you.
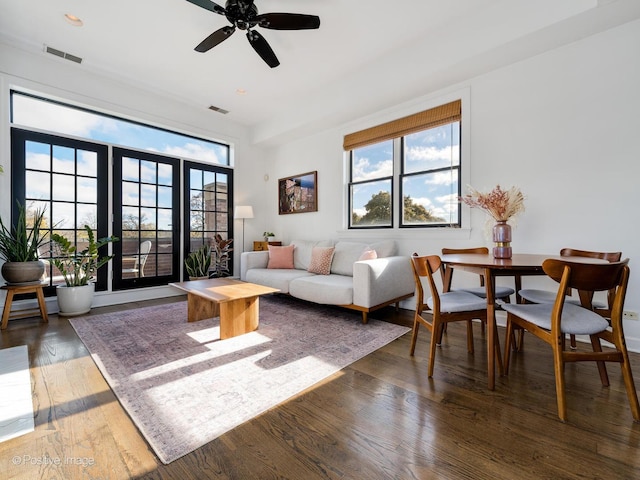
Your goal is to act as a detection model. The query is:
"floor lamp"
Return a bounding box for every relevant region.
[234,205,254,254]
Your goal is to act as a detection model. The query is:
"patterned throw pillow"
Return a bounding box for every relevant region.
[307,246,335,275]
[267,245,295,269]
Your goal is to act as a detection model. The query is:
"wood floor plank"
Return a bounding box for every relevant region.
[1,298,640,479]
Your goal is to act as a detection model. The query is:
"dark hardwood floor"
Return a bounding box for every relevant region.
[1,297,640,479]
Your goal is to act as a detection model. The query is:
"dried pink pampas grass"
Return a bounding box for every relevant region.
[460,185,525,222]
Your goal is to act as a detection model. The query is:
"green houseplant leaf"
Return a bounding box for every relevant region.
[51,225,119,287]
[185,244,212,278]
[0,202,48,262]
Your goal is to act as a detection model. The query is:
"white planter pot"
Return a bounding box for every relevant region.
[56,283,95,317]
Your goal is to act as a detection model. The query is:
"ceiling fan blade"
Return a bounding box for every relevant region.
[255,13,320,30]
[246,30,280,68]
[195,26,236,52]
[185,0,226,15]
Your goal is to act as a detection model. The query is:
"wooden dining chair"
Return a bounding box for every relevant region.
[502,258,639,422]
[519,248,622,349]
[409,254,488,377]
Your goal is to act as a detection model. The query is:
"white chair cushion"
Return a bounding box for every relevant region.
[459,286,515,299]
[518,288,606,308]
[427,291,488,313]
[502,302,609,335]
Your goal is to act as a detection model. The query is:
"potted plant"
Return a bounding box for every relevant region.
[211,235,233,277]
[263,231,275,242]
[50,225,119,316]
[0,202,48,285]
[185,244,212,280]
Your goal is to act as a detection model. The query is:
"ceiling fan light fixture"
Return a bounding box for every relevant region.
[186,0,320,68]
[64,14,84,27]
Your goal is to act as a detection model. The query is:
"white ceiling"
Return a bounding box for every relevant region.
[1,0,640,144]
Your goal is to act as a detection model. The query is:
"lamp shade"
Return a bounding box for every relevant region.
[234,205,254,219]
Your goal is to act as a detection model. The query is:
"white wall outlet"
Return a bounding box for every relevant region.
[623,311,639,321]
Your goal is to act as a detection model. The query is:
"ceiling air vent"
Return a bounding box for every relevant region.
[44,45,83,64]
[208,105,229,115]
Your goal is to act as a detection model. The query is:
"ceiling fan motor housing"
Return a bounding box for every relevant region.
[225,0,259,30]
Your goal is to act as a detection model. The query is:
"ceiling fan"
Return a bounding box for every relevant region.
[186,0,321,68]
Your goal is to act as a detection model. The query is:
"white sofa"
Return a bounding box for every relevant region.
[240,239,415,323]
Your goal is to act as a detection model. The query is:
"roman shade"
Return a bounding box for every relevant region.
[343,99,461,151]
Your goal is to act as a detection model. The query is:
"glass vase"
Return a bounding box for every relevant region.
[492,221,512,259]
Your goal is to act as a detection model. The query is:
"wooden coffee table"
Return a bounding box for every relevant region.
[169,278,279,339]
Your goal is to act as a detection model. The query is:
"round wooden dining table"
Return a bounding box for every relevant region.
[439,253,605,390]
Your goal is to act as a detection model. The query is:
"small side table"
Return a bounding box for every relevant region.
[1,283,49,330]
[253,241,282,251]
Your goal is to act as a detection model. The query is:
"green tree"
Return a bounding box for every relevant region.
[356,191,391,225]
[353,191,445,225]
[403,195,445,223]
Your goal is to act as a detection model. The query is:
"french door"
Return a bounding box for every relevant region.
[183,161,234,278]
[11,128,110,295]
[112,148,181,290]
[12,130,234,293]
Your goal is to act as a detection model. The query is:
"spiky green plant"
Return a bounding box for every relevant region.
[51,225,119,287]
[0,202,48,262]
[185,244,212,278]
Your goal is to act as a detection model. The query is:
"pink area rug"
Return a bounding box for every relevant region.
[69,295,409,463]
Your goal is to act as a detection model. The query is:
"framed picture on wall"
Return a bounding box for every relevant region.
[278,171,318,215]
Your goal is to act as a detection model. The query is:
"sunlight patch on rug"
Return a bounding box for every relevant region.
[70,296,409,463]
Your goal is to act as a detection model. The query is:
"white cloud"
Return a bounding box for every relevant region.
[164,143,223,164]
[406,145,459,164]
[14,95,116,138]
[352,156,393,181]
[424,170,457,186]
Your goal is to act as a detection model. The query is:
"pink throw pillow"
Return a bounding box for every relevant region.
[358,249,378,261]
[307,246,335,275]
[267,245,295,269]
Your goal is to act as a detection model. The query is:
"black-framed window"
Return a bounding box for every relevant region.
[349,140,394,228]
[112,148,181,290]
[345,99,462,229]
[400,121,461,227]
[10,128,110,294]
[9,90,235,292]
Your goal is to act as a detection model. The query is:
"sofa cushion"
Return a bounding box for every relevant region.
[370,240,397,257]
[307,246,335,275]
[290,239,334,270]
[330,241,370,276]
[245,268,314,294]
[267,245,294,269]
[289,275,353,305]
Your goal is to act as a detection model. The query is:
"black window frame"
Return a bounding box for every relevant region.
[183,160,234,279]
[10,127,110,296]
[112,147,182,290]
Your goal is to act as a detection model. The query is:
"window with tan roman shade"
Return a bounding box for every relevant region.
[343,100,461,151]
[346,98,462,229]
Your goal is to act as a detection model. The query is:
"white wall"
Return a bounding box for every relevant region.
[253,19,640,350]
